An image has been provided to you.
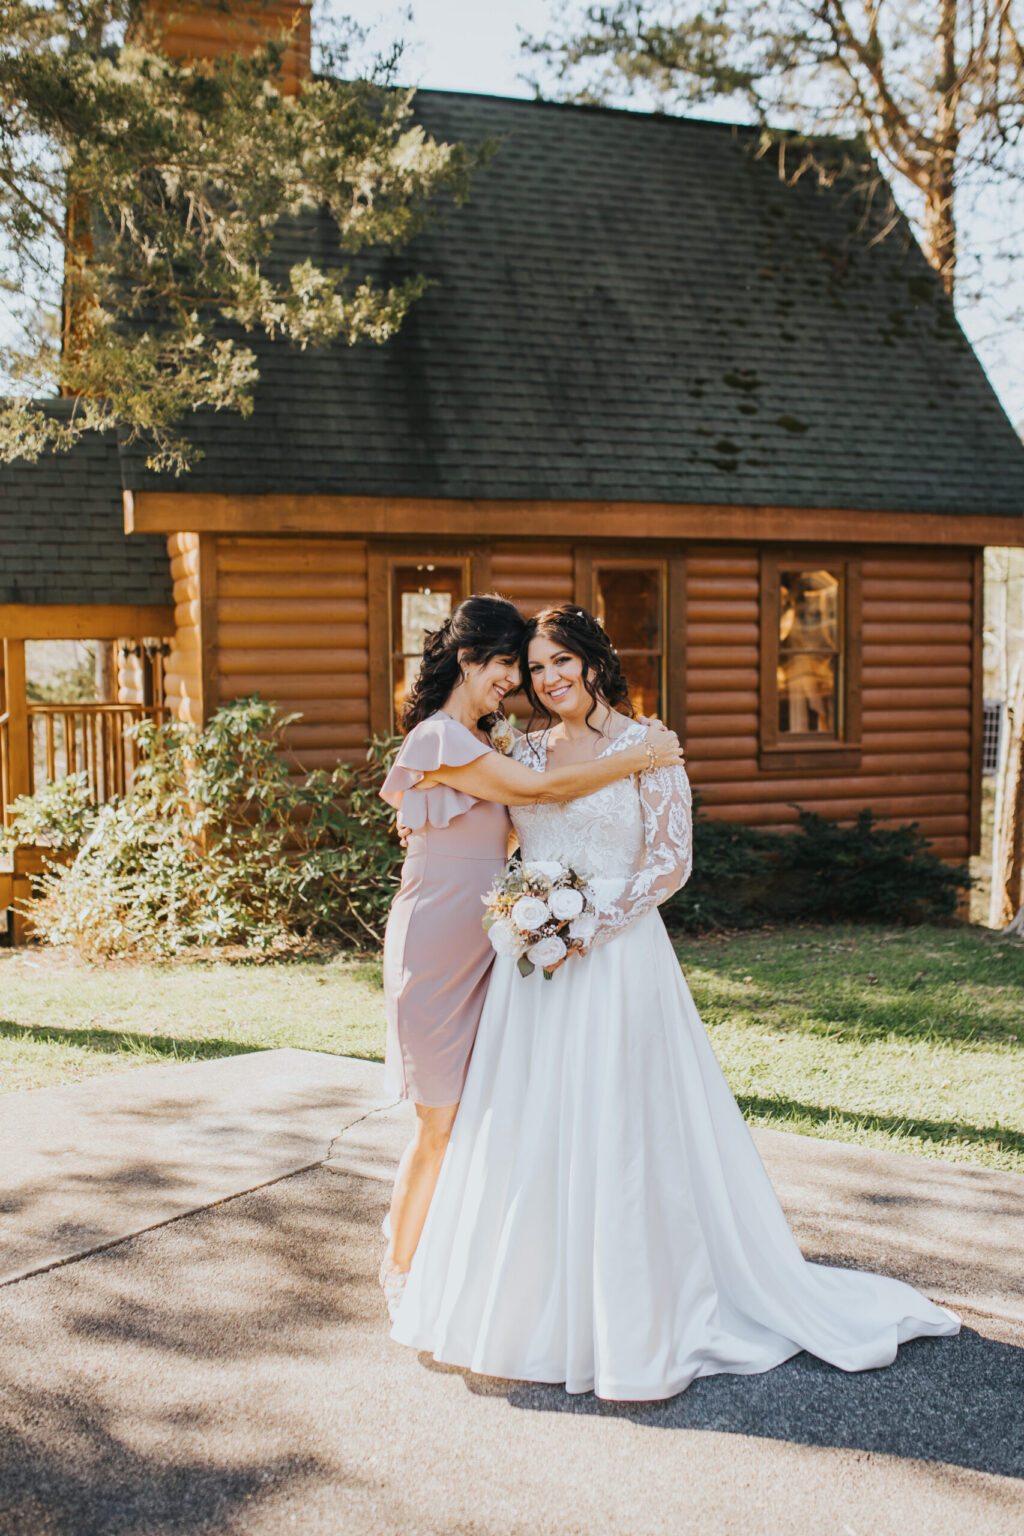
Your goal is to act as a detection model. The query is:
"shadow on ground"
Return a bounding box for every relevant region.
[1,1154,1021,1536]
[425,1325,1023,1481]
[0,1017,263,1062]
[736,1090,1024,1165]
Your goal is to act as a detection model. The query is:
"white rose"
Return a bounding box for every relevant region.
[588,877,626,912]
[548,886,585,921]
[568,912,597,944]
[527,934,567,968]
[487,916,527,958]
[523,861,565,885]
[511,894,551,931]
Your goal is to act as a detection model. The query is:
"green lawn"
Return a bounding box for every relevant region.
[2,923,1022,1176]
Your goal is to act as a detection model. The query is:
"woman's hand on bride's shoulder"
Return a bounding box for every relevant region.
[643,721,685,768]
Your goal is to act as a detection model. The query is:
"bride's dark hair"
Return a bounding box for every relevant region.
[402,594,526,733]
[520,604,634,734]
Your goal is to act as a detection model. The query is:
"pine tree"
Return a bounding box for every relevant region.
[0,1,471,472]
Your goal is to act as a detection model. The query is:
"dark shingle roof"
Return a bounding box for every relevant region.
[119,91,1024,516]
[0,402,171,605]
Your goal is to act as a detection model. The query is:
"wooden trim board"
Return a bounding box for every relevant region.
[125,490,1024,548]
[0,604,175,640]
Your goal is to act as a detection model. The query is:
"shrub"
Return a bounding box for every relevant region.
[782,807,970,923]
[664,799,970,933]
[0,772,98,855]
[13,697,403,958]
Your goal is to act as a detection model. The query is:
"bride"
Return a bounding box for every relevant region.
[390,604,959,1401]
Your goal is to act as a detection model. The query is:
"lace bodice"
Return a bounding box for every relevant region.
[511,721,693,947]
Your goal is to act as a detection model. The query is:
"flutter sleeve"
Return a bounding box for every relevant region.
[380,715,492,830]
[588,763,693,948]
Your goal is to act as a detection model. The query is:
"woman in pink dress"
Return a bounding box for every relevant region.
[379,595,682,1315]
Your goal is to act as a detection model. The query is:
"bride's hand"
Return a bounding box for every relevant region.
[644,722,685,769]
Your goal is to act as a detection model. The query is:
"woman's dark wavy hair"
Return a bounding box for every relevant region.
[402,593,526,734]
[520,604,634,735]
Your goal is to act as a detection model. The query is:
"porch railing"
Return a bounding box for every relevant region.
[0,703,166,826]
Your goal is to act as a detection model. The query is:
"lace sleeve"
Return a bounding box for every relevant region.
[588,763,693,949]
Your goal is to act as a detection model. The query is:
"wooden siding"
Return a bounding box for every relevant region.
[214,537,370,767]
[116,645,145,706]
[686,548,974,860]
[164,533,202,726]
[491,546,575,615]
[146,0,310,94]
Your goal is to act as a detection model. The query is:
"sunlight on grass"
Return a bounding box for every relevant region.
[2,923,1022,1175]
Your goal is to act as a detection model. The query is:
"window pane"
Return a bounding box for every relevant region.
[779,569,839,653]
[619,653,660,720]
[778,652,837,735]
[392,564,464,728]
[596,568,662,652]
[595,565,663,717]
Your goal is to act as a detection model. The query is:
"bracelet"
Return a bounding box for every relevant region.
[644,742,656,772]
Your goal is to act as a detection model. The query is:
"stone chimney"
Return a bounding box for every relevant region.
[144,1,312,93]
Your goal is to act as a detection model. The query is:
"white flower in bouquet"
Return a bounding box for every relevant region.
[511,894,551,931]
[548,885,585,921]
[522,860,564,887]
[527,934,567,968]
[568,911,597,944]
[487,915,528,958]
[489,717,515,755]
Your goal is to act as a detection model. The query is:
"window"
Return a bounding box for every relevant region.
[778,568,840,737]
[574,551,685,729]
[983,701,1004,776]
[594,562,665,718]
[390,563,466,731]
[760,554,861,771]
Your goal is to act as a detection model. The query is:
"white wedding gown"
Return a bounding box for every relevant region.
[391,722,959,1400]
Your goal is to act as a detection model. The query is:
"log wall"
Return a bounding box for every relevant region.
[686,547,975,860]
[116,645,145,706]
[491,546,575,615]
[214,536,370,768]
[164,533,202,725]
[158,528,976,860]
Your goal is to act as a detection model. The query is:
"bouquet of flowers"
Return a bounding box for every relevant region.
[482,858,599,978]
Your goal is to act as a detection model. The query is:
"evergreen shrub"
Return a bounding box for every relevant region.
[664,799,971,932]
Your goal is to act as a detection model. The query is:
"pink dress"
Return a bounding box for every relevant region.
[380,712,511,1107]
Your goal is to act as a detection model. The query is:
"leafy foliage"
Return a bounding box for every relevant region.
[0,1,474,472]
[10,697,403,957]
[781,807,973,923]
[0,772,98,853]
[665,798,971,932]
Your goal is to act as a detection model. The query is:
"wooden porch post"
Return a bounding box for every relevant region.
[2,637,30,807]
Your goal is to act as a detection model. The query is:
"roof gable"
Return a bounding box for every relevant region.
[73,92,1024,516]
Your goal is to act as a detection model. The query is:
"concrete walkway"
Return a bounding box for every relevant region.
[0,1049,396,1283]
[1,1052,1022,1534]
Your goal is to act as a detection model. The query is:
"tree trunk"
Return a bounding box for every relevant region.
[990,661,1024,928]
[923,0,960,295]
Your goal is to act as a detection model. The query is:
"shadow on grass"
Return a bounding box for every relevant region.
[0,1019,263,1063]
[736,1090,1024,1164]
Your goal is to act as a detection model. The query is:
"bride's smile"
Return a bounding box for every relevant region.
[528,634,608,731]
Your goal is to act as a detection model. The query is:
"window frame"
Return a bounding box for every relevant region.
[368,544,491,738]
[759,550,862,772]
[574,548,686,733]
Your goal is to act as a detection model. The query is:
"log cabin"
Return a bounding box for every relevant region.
[3,0,1024,943]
